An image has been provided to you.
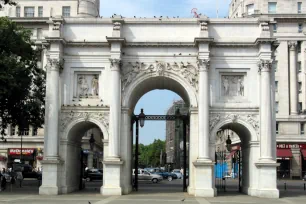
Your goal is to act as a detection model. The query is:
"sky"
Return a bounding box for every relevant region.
[134,90,181,145]
[99,0,231,145]
[100,0,231,19]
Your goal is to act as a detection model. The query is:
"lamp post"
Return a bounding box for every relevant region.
[133,109,146,191]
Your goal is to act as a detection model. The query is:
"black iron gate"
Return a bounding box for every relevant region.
[215,148,242,192]
[132,108,189,192]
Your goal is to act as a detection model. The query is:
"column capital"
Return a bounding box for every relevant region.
[46,58,64,72]
[258,60,272,72]
[197,59,210,72]
[109,58,122,71]
[288,41,297,51]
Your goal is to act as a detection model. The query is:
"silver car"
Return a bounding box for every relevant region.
[133,169,163,183]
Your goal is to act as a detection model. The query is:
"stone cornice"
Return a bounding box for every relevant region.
[10,17,49,23]
[106,37,126,44]
[61,106,110,112]
[125,42,195,47]
[66,41,109,47]
[45,37,67,45]
[255,37,276,45]
[194,37,214,45]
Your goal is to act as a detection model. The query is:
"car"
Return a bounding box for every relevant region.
[303,174,306,181]
[172,169,183,179]
[154,171,178,181]
[84,168,103,182]
[133,169,163,183]
[12,164,41,180]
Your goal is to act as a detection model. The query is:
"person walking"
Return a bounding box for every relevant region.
[0,172,6,191]
[16,170,23,188]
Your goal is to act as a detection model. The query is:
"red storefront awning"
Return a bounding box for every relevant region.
[277,149,293,158]
[301,149,306,160]
[226,150,237,159]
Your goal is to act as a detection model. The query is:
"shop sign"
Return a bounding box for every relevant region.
[277,144,306,149]
[9,148,35,155]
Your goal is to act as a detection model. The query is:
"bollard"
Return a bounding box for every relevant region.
[284,182,286,190]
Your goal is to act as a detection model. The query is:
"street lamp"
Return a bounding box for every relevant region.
[89,133,95,151]
[139,109,145,128]
[226,134,232,152]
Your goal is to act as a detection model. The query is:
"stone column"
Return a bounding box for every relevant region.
[289,41,298,115]
[87,152,94,168]
[109,59,121,159]
[45,58,61,159]
[259,60,273,161]
[197,59,210,161]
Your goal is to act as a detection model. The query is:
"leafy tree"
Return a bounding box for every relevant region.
[0,17,46,141]
[0,0,16,9]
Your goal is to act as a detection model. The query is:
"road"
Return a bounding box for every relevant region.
[0,178,306,204]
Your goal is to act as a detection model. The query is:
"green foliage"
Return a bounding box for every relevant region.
[133,139,166,168]
[0,17,46,139]
[0,0,16,9]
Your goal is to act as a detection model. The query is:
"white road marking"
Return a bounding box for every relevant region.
[195,197,212,204]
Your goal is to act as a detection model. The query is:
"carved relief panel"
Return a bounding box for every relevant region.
[74,72,100,98]
[221,75,244,97]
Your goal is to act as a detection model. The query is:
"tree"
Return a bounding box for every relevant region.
[0,17,46,141]
[0,0,16,9]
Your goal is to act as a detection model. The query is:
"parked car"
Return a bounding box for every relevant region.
[303,174,306,181]
[133,169,163,183]
[155,171,177,181]
[172,169,183,179]
[12,164,41,180]
[84,168,103,182]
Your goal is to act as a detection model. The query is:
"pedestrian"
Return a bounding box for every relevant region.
[16,170,23,188]
[0,172,6,191]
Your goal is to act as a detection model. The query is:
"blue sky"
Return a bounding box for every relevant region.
[99,0,231,145]
[134,90,181,145]
[100,0,231,18]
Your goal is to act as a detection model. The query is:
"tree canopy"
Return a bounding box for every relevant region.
[0,17,46,140]
[133,139,166,168]
[0,0,16,9]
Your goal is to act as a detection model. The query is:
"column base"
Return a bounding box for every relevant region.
[101,186,122,196]
[39,158,63,195]
[255,161,280,198]
[193,160,216,197]
[39,186,60,195]
[101,158,123,196]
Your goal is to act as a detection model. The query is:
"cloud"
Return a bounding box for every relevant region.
[99,0,231,18]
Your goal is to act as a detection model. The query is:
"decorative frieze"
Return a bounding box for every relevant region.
[121,61,199,92]
[197,59,210,72]
[209,113,259,136]
[60,111,109,133]
[110,58,122,71]
[77,74,99,97]
[200,22,208,31]
[113,22,121,30]
[261,22,270,32]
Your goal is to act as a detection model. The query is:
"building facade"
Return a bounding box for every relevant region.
[229,0,306,180]
[0,0,103,172]
[0,0,291,199]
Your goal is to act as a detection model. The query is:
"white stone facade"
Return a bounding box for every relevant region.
[1,0,297,199]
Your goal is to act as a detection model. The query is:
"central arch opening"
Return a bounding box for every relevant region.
[124,75,197,194]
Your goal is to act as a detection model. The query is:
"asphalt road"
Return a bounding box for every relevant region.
[0,178,306,204]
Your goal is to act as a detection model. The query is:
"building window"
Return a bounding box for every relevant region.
[276,122,279,134]
[11,126,16,136]
[24,7,35,17]
[299,102,303,113]
[247,4,254,15]
[62,6,70,17]
[19,128,29,136]
[273,61,278,72]
[268,2,277,14]
[275,81,278,92]
[38,6,43,17]
[273,24,277,33]
[298,41,302,53]
[301,123,305,134]
[37,28,42,39]
[298,2,302,13]
[33,127,38,136]
[16,7,20,17]
[299,82,302,93]
[298,23,303,33]
[298,61,302,72]
[276,102,279,113]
